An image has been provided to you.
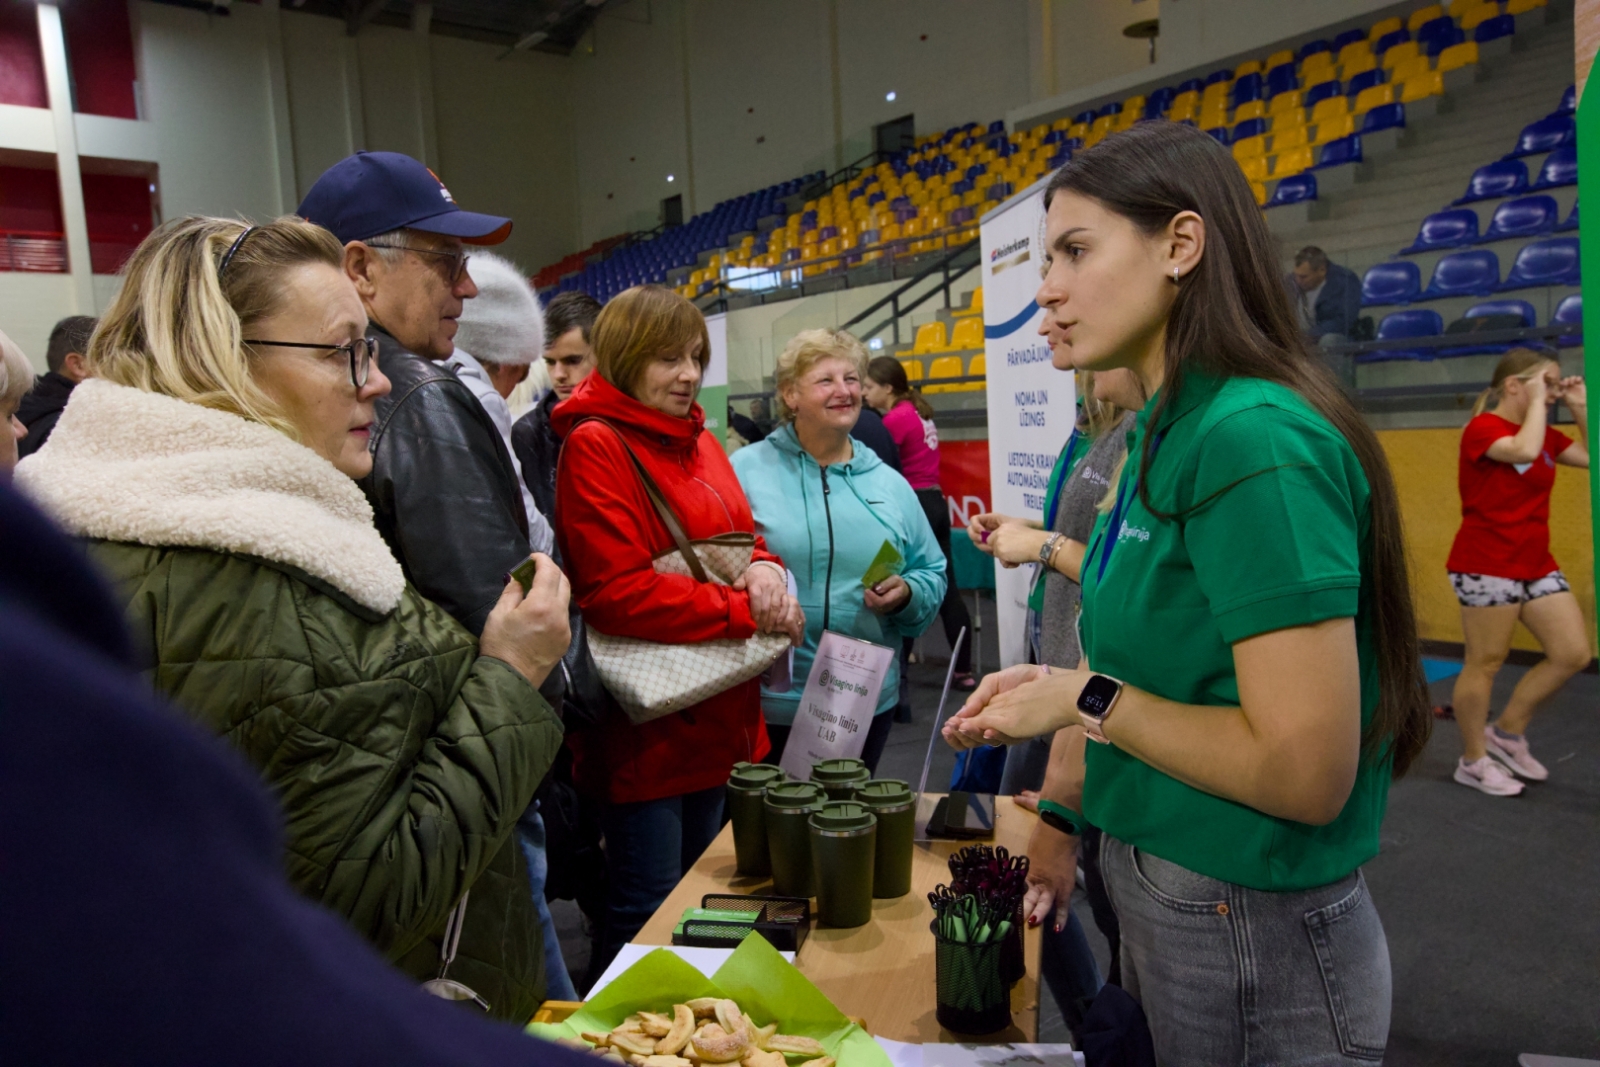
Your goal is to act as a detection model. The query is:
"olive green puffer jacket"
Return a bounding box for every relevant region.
[16,380,562,1023]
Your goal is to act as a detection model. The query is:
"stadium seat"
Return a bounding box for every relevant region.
[1304,81,1342,109]
[1505,0,1548,13]
[1232,73,1264,107]
[1317,134,1363,168]
[1369,17,1404,40]
[911,321,948,354]
[1266,64,1299,99]
[1478,195,1560,242]
[1176,78,1206,95]
[1265,49,1295,69]
[1346,69,1388,99]
[1265,172,1317,207]
[1401,70,1445,102]
[1342,50,1379,79]
[1420,22,1466,57]
[1473,14,1514,42]
[1337,40,1374,68]
[1402,208,1480,253]
[1203,69,1233,86]
[1235,99,1267,122]
[1362,102,1406,134]
[923,355,964,393]
[1364,308,1444,361]
[1455,159,1529,203]
[1556,84,1576,115]
[1314,112,1357,144]
[1352,83,1396,114]
[1553,293,1582,346]
[1270,91,1304,117]
[1273,124,1310,152]
[900,359,923,383]
[1233,117,1268,141]
[1170,90,1200,115]
[1299,39,1332,60]
[1440,299,1538,356]
[1505,114,1574,158]
[1206,126,1232,146]
[1499,237,1580,290]
[1381,39,1420,68]
[1423,250,1501,299]
[1362,260,1423,305]
[959,354,986,392]
[1374,30,1410,58]
[1447,0,1482,15]
[1333,28,1368,51]
[1459,1,1500,30]
[1240,156,1270,183]
[1389,54,1433,85]
[1301,53,1337,84]
[1554,201,1578,232]
[1235,59,1263,79]
[1073,110,1096,126]
[1311,95,1351,125]
[1273,145,1315,177]
[1232,134,1268,160]
[1437,41,1479,73]
[948,317,984,350]
[1463,299,1537,326]
[1407,5,1444,32]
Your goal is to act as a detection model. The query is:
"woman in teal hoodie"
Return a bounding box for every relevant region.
[731,329,948,770]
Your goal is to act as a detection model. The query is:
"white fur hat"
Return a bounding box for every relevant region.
[455,252,544,365]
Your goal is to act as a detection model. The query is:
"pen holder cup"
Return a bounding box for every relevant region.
[1000,899,1025,986]
[931,921,1012,1036]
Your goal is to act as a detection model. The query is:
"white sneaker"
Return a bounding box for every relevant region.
[1454,756,1525,796]
[1484,725,1550,781]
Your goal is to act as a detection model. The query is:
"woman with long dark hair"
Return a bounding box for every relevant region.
[863,355,975,689]
[944,121,1431,1063]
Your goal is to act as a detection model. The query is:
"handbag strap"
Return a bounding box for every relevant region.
[575,418,710,584]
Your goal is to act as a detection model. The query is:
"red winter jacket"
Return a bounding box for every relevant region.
[552,373,774,804]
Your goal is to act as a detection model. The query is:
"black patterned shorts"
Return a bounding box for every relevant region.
[1449,570,1570,608]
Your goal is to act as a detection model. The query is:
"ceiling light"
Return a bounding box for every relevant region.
[667,174,675,182]
[886,91,897,102]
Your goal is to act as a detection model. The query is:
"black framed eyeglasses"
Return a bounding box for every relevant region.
[367,242,471,284]
[242,336,378,389]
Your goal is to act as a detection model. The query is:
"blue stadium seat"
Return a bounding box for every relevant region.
[1298,39,1331,59]
[1097,102,1122,118]
[1332,28,1368,51]
[1463,299,1537,327]
[1362,103,1406,134]
[1363,308,1443,362]
[1147,86,1177,112]
[1266,64,1299,98]
[1374,28,1410,55]
[987,181,1015,202]
[1362,260,1422,306]
[1233,117,1267,141]
[1554,201,1578,232]
[1505,114,1575,159]
[1441,300,1538,356]
[1206,126,1232,145]
[987,120,1006,134]
[1553,293,1582,346]
[1177,78,1205,94]
[1422,23,1466,56]
[1415,16,1456,45]
[1316,134,1363,168]
[1304,81,1342,109]
[1500,237,1581,290]
[1203,69,1232,87]
[1422,250,1501,299]
[1478,195,1560,243]
[1345,68,1387,96]
[1402,208,1480,253]
[1556,84,1576,115]
[1074,109,1096,126]
[1265,173,1317,207]
[1529,145,1577,189]
[1232,73,1264,108]
[1474,14,1514,44]
[1453,159,1529,204]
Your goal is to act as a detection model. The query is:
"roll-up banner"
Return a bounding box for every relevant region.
[703,311,730,446]
[980,176,1077,669]
[1576,2,1599,639]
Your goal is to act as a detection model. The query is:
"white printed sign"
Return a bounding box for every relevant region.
[777,630,895,780]
[980,176,1077,669]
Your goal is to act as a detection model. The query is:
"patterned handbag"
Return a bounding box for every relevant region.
[576,420,790,725]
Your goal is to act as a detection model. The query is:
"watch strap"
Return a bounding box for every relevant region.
[1037,799,1089,837]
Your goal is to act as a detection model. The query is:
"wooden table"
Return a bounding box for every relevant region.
[633,795,1042,1044]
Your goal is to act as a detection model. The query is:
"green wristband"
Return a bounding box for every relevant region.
[1036,799,1088,837]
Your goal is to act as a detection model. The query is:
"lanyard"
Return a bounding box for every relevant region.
[1042,429,1082,533]
[1094,430,1164,583]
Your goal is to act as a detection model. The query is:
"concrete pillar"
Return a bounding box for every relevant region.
[34,0,94,312]
[261,0,299,214]
[412,2,439,169]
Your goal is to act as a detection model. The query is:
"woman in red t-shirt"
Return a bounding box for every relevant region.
[1447,349,1589,796]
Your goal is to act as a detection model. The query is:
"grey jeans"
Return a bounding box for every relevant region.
[1100,835,1391,1066]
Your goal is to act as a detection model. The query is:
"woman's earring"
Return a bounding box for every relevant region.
[1172,267,1181,284]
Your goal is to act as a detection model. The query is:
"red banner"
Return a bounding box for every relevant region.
[939,440,991,528]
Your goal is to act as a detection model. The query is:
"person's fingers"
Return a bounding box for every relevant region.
[1024,883,1055,928]
[1053,893,1073,935]
[526,553,562,600]
[495,573,526,612]
[732,572,749,590]
[1012,790,1040,814]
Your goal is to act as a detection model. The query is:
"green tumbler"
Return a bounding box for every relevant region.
[853,778,915,898]
[810,757,871,801]
[727,762,785,876]
[808,801,878,928]
[764,781,825,898]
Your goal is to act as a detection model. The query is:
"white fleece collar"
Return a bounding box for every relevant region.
[15,378,405,614]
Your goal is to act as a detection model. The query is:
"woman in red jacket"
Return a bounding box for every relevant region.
[1448,348,1590,797]
[552,285,802,966]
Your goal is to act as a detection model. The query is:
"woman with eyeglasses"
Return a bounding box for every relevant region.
[16,216,573,1023]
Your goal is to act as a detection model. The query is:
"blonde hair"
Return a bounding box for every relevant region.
[0,327,34,412]
[88,216,345,438]
[1078,370,1128,438]
[774,328,868,422]
[593,285,711,402]
[1472,348,1559,416]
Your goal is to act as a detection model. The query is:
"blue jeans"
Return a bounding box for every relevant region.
[1100,835,1391,1065]
[1040,908,1104,1038]
[516,808,578,1001]
[597,785,726,972]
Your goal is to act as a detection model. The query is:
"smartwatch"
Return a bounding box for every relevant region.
[1077,673,1124,744]
[1037,799,1088,837]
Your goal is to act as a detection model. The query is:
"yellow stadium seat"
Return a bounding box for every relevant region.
[923,355,963,394]
[1505,0,1547,14]
[1437,40,1479,74]
[1091,114,1116,136]
[1272,145,1315,178]
[1272,124,1310,152]
[1069,121,1090,139]
[1235,99,1267,122]
[1265,50,1295,70]
[1313,112,1356,144]
[1381,40,1421,69]
[1251,180,1268,206]
[1232,134,1268,160]
[960,354,986,392]
[1460,2,1501,30]
[1200,108,1231,131]
[1169,90,1200,115]
[950,287,983,317]
[900,359,923,382]
[1337,41,1374,68]
[1407,4,1444,31]
[1390,54,1433,84]
[1051,117,1073,131]
[1401,69,1445,102]
[1235,59,1263,78]
[1352,83,1397,115]
[1123,94,1146,116]
[1340,51,1377,78]
[1271,111,1308,134]
[1169,100,1199,124]
[1240,155,1270,182]
[1369,16,1403,40]
[911,322,947,355]
[1269,91,1304,116]
[1446,0,1477,15]
[1310,95,1350,125]
[1202,80,1231,104]
[948,317,984,351]
[1300,55,1336,84]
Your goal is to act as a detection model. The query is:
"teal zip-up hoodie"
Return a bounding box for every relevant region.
[730,423,947,724]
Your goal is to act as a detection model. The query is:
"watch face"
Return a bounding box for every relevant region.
[1079,674,1120,718]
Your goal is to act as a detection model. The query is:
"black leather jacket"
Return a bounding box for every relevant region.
[510,390,561,524]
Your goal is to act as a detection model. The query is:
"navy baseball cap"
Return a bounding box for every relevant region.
[297,151,512,246]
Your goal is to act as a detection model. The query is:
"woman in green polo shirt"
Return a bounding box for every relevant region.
[945,122,1431,1064]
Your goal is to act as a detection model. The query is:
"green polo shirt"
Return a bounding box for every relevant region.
[1079,370,1386,892]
